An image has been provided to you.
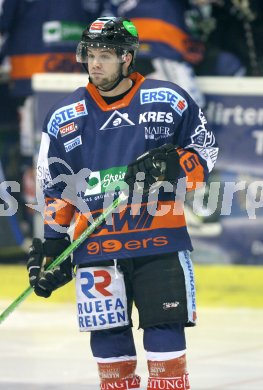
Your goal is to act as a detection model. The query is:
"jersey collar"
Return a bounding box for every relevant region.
[86,72,145,111]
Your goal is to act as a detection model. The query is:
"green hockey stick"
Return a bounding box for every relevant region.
[0,192,128,324]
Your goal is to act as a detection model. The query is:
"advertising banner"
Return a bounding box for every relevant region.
[189,78,263,264]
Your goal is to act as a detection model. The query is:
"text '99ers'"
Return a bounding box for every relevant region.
[86,236,169,255]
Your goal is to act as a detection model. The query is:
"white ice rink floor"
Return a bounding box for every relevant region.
[0,302,263,390]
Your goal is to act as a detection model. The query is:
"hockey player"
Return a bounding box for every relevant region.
[27,17,218,390]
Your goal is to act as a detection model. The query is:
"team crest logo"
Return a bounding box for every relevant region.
[100,111,135,130]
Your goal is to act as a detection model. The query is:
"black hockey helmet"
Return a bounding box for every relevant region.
[76,17,139,69]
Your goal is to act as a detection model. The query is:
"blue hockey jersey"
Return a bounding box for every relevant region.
[37,72,218,264]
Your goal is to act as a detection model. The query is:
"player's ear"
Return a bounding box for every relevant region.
[123,53,133,75]
[124,52,133,63]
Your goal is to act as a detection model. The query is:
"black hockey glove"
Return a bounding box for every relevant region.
[27,237,73,298]
[124,143,180,194]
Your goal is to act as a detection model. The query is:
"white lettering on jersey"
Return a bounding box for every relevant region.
[36,132,52,189]
[139,111,173,124]
[144,126,174,140]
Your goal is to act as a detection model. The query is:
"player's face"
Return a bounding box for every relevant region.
[87,48,123,90]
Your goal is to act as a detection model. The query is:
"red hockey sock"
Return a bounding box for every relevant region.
[100,375,141,389]
[98,360,141,389]
[147,354,190,390]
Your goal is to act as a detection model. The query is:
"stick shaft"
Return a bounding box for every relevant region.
[0,193,127,324]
